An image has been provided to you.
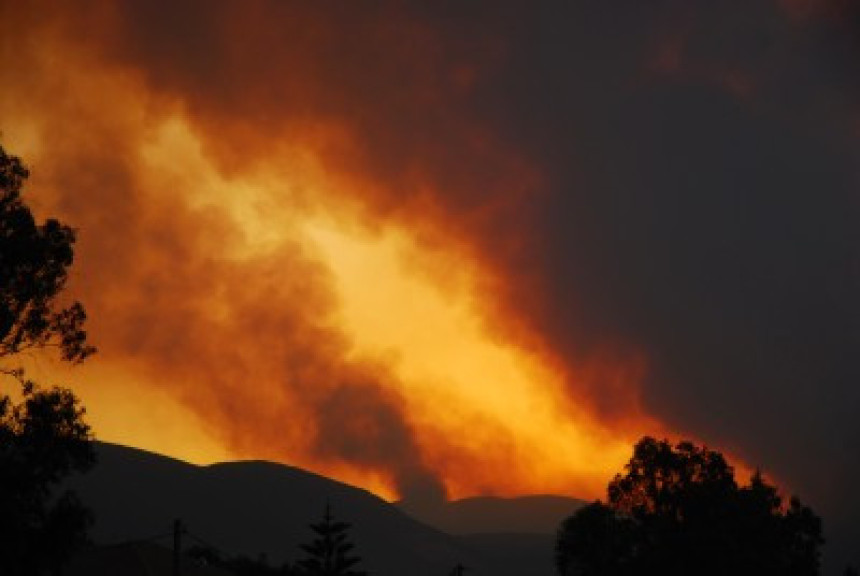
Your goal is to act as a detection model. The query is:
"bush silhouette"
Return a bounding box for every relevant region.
[556,437,823,576]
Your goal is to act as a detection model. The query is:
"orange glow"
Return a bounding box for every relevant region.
[0,2,670,503]
[302,219,645,497]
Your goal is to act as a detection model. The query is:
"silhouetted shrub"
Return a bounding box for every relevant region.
[556,437,823,576]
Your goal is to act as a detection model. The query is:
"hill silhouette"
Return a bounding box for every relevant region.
[398,494,585,535]
[396,495,585,576]
[66,443,566,576]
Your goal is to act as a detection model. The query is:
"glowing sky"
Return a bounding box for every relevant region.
[0,1,661,503]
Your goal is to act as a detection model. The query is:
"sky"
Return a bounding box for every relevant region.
[1,0,858,569]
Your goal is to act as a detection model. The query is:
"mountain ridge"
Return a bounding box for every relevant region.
[65,442,573,575]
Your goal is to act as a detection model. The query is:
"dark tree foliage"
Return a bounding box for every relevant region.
[556,437,824,576]
[1,144,96,575]
[187,546,299,576]
[1,144,93,364]
[297,505,367,576]
[556,502,636,576]
[187,544,225,567]
[224,555,300,576]
[0,378,95,576]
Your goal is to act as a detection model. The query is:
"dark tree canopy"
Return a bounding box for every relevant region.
[0,378,95,575]
[1,144,96,575]
[187,546,299,576]
[1,144,93,365]
[556,502,636,576]
[297,505,367,576]
[556,437,824,576]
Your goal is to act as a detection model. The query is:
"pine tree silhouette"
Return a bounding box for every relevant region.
[297,504,367,576]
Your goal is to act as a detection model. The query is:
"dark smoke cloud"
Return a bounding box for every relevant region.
[449,1,860,569]
[315,383,445,504]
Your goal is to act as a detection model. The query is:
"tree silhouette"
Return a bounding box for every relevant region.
[555,502,635,576]
[1,145,93,364]
[0,143,95,575]
[1,376,95,576]
[296,505,367,576]
[556,437,824,576]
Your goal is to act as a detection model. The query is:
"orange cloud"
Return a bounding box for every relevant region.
[0,0,663,503]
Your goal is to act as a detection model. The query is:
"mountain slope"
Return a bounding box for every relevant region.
[398,495,585,535]
[66,443,492,576]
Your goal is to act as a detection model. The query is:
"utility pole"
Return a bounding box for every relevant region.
[173,518,183,576]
